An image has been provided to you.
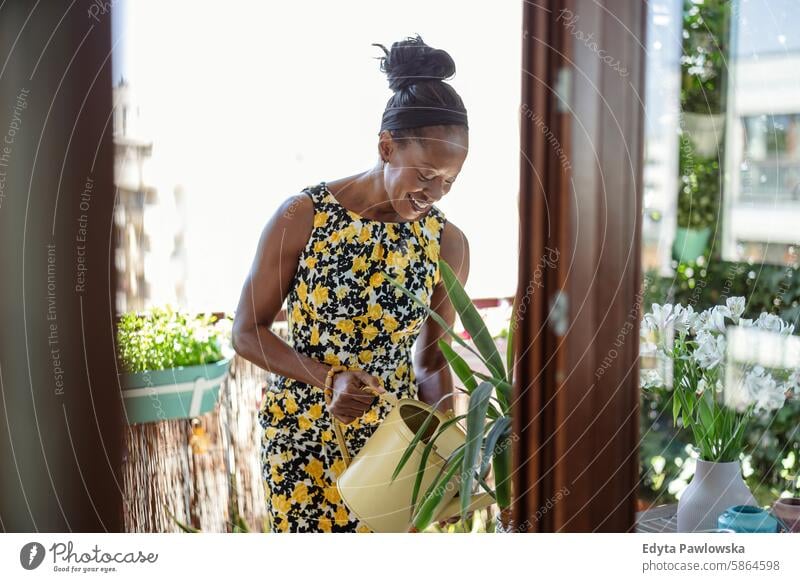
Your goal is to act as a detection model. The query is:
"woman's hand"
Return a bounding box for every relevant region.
[328,370,385,424]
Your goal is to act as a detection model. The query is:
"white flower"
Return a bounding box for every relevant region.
[726,297,746,323]
[744,366,786,412]
[692,330,726,370]
[703,305,730,334]
[755,312,795,336]
[643,304,676,333]
[787,369,800,396]
[690,309,709,334]
[672,304,696,335]
[640,369,664,390]
[738,318,754,328]
[695,378,707,396]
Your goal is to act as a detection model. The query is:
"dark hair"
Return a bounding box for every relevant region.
[372,34,468,146]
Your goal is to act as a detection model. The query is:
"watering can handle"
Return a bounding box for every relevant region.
[328,385,398,469]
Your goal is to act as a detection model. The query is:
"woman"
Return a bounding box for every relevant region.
[232,34,470,533]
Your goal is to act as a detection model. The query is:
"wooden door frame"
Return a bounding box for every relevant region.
[513,0,647,532]
[0,1,122,531]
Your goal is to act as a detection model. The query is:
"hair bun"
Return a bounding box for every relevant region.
[372,34,456,92]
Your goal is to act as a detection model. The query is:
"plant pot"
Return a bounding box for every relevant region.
[681,113,726,157]
[672,226,712,263]
[677,458,757,532]
[773,497,800,532]
[121,357,232,424]
[718,505,778,533]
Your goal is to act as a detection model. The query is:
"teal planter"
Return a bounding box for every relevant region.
[717,505,779,533]
[672,227,711,263]
[121,357,232,424]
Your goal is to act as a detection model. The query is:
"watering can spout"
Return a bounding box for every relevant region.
[434,492,496,523]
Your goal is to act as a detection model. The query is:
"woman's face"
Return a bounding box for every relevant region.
[380,125,468,221]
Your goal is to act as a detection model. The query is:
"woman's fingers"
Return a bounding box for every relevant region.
[339,390,374,406]
[354,371,385,393]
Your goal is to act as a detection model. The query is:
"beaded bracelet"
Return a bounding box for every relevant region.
[323,365,348,404]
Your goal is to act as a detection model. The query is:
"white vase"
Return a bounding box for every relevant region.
[677,458,757,533]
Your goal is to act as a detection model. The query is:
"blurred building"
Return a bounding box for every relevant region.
[723,51,800,266]
[113,79,188,313]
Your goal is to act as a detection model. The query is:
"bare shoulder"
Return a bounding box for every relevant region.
[261,191,314,254]
[439,219,470,285]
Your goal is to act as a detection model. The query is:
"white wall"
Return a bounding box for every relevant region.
[114,0,522,312]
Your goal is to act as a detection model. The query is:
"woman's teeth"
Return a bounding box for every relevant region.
[408,193,431,212]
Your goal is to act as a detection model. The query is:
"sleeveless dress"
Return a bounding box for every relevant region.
[259,181,447,532]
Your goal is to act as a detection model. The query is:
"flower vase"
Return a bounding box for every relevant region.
[677,458,757,532]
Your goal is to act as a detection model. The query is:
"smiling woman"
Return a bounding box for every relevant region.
[231,34,471,532]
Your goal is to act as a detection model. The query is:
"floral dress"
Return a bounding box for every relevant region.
[259,181,447,532]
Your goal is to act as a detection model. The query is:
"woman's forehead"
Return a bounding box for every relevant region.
[403,130,468,168]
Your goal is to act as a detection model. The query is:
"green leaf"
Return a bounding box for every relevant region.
[412,448,465,531]
[382,270,491,371]
[437,339,478,392]
[410,414,467,511]
[673,390,681,426]
[481,416,511,478]
[493,445,512,510]
[472,371,512,412]
[164,504,200,533]
[697,389,715,436]
[391,392,457,481]
[460,382,493,520]
[438,260,506,380]
[506,318,515,386]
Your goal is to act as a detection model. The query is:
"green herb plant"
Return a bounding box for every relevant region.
[117,305,230,373]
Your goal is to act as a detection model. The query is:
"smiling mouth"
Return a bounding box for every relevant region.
[406,192,432,213]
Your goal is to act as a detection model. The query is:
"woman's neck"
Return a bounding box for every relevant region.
[328,165,401,222]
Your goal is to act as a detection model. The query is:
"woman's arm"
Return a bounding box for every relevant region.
[414,221,470,413]
[232,194,331,388]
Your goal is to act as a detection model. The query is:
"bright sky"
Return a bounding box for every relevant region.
[112,0,522,313]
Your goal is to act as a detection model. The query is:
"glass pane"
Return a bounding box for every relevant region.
[638,0,800,516]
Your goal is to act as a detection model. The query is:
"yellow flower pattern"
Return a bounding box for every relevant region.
[259,181,445,532]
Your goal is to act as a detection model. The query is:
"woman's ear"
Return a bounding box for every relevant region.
[378,130,394,163]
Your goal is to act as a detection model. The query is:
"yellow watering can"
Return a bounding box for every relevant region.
[330,387,495,533]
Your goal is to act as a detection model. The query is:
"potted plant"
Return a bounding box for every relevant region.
[640,297,799,531]
[679,0,729,157]
[385,260,514,532]
[117,305,234,424]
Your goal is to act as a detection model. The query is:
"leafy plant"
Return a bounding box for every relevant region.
[384,259,514,532]
[117,305,231,373]
[680,0,729,114]
[641,298,798,462]
[642,260,800,503]
[677,149,720,230]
